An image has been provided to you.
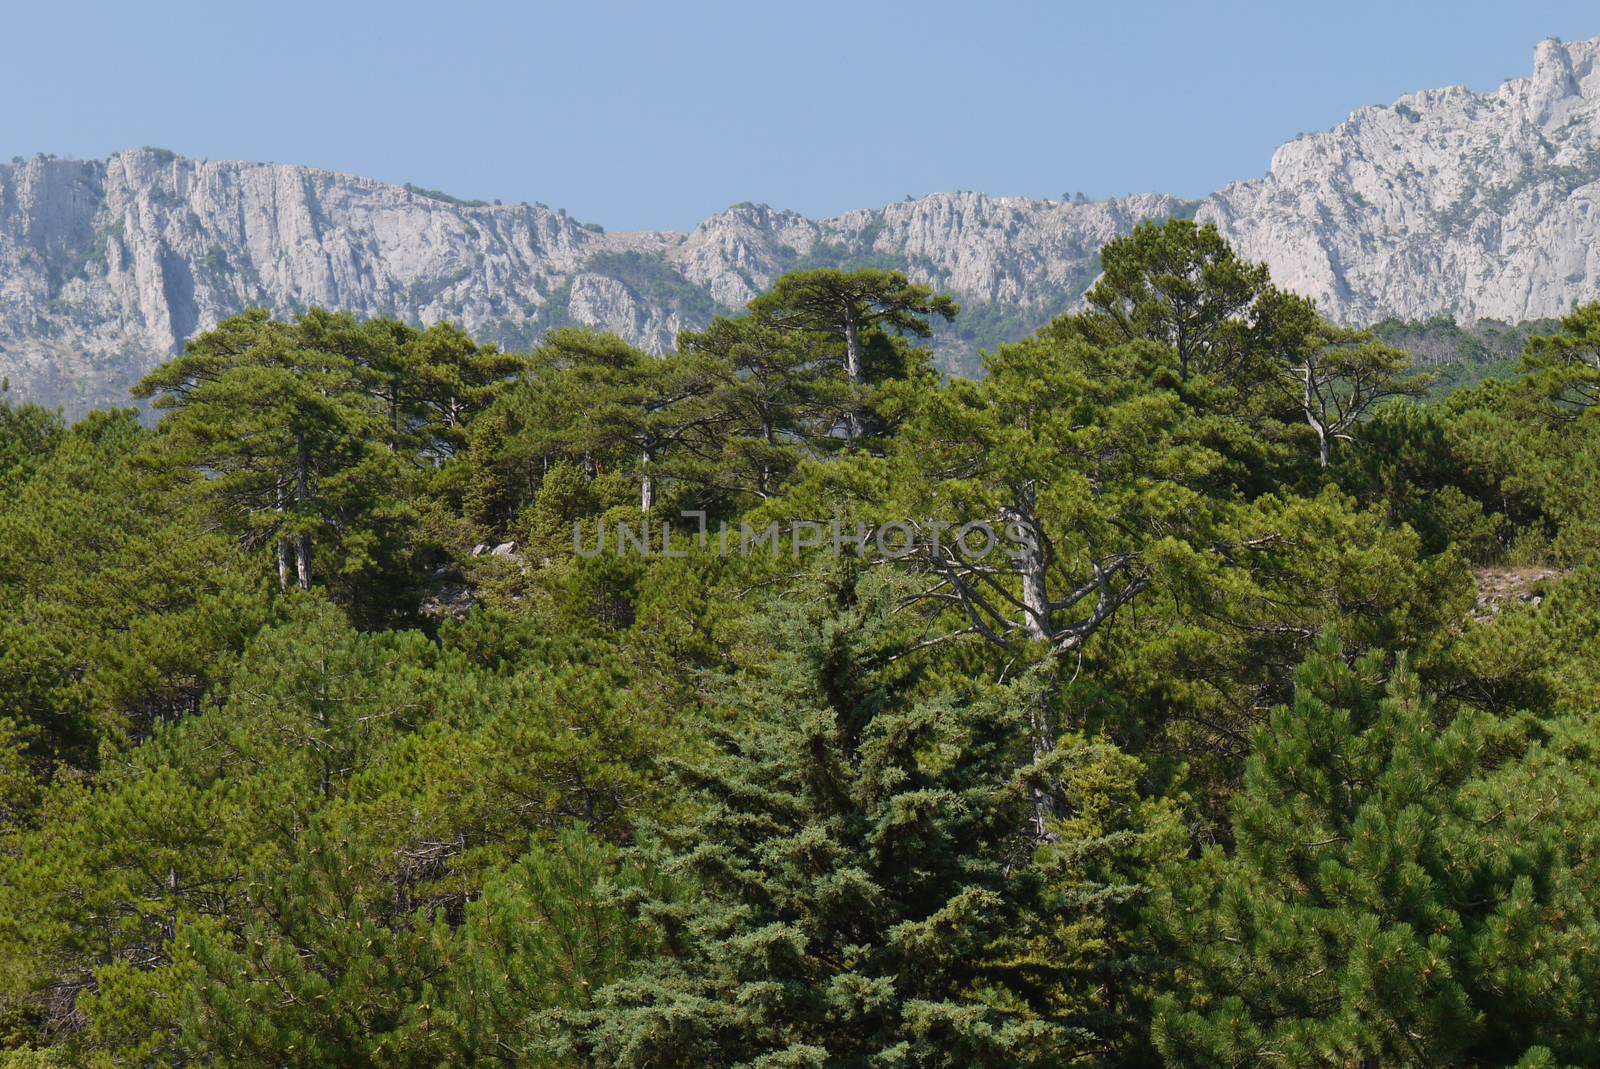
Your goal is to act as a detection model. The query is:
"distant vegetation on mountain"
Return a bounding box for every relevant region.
[1374,316,1564,396]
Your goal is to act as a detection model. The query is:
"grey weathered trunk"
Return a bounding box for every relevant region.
[760,420,777,495]
[1029,694,1061,841]
[1003,502,1051,642]
[1003,500,1060,839]
[640,445,655,512]
[275,479,291,593]
[844,310,864,442]
[1303,368,1330,468]
[1019,543,1051,643]
[295,458,312,591]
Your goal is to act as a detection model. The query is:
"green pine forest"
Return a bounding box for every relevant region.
[5,220,1600,1067]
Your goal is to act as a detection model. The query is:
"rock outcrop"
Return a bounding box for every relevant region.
[1198,36,1600,324]
[0,150,1183,416]
[6,35,1600,417]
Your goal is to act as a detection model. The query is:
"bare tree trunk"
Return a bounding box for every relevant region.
[760,419,776,496]
[275,479,291,593]
[1002,498,1060,840]
[640,445,655,512]
[844,310,863,442]
[1018,539,1051,643]
[295,458,312,591]
[1029,684,1062,842]
[1176,318,1190,381]
[1002,501,1051,642]
[1303,368,1330,468]
[844,314,863,385]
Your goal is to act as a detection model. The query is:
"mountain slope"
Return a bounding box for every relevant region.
[4,35,1600,417]
[0,151,1183,416]
[1199,36,1600,324]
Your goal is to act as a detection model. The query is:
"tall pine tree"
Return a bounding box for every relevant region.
[577,567,1165,1067]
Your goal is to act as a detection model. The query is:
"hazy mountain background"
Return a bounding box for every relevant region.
[3,35,1599,418]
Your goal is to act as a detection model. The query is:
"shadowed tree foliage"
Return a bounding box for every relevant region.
[576,568,1178,1068]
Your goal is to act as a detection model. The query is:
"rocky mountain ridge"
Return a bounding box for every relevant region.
[4,34,1600,417]
[1199,36,1600,324]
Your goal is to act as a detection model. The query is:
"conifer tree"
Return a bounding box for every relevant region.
[1282,313,1430,467]
[677,315,841,497]
[1079,219,1271,385]
[407,321,528,458]
[577,568,1160,1067]
[0,401,62,494]
[174,823,456,1068]
[1519,302,1600,419]
[529,328,724,513]
[134,310,425,619]
[1154,642,1600,1067]
[751,268,956,442]
[447,825,661,1067]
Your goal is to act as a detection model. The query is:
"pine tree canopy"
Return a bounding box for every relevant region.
[1,232,1599,1068]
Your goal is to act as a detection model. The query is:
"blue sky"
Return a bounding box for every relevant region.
[4,1,1597,231]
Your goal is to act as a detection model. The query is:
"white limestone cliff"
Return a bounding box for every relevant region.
[6,35,1600,417]
[1198,36,1600,324]
[0,152,1179,416]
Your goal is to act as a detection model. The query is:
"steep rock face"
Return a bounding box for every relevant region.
[565,273,695,353]
[0,152,1181,417]
[670,203,822,308]
[668,192,1187,313]
[9,35,1600,417]
[0,150,650,413]
[1198,36,1600,323]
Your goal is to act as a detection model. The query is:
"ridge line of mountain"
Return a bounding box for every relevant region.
[2,34,1598,417]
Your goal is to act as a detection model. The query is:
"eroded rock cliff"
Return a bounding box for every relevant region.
[6,35,1600,417]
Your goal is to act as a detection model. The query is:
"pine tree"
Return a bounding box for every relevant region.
[0,408,268,765]
[134,310,426,621]
[447,825,662,1067]
[676,315,843,498]
[1078,219,1272,385]
[751,269,956,442]
[576,567,1157,1067]
[1283,316,1431,467]
[0,400,62,495]
[174,823,456,1068]
[526,328,725,514]
[1153,642,1600,1067]
[405,321,528,459]
[1518,302,1600,419]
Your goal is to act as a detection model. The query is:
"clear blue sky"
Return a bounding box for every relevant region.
[5,1,1597,231]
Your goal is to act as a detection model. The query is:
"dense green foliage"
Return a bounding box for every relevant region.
[3,222,1600,1067]
[1373,315,1562,398]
